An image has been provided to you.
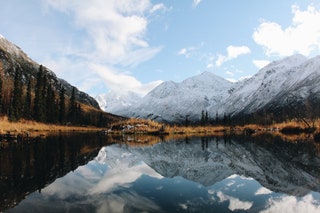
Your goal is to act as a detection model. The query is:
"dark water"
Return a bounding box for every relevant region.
[1,133,320,212]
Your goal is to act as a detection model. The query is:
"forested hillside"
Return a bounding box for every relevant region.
[0,36,122,127]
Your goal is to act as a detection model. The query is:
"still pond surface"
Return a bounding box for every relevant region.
[1,133,320,213]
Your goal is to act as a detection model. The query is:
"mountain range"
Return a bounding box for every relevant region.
[97,54,320,124]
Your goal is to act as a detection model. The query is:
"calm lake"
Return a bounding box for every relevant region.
[1,133,320,213]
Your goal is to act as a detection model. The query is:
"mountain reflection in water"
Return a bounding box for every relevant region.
[3,134,320,212]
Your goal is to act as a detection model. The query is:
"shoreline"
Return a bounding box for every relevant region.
[1,116,320,143]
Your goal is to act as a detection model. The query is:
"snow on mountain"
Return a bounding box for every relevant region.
[123,71,234,123]
[96,54,320,123]
[252,55,320,121]
[0,34,32,63]
[95,90,142,115]
[219,54,308,116]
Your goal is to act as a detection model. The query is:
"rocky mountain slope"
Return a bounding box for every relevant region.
[0,35,99,108]
[97,54,320,124]
[0,34,124,126]
[129,72,233,123]
[98,72,233,123]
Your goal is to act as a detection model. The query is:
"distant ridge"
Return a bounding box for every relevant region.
[97,54,320,124]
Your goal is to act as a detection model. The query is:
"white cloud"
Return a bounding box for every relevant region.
[227,46,251,59]
[150,3,167,13]
[177,46,196,58]
[206,63,213,69]
[216,45,251,66]
[253,60,270,69]
[193,0,202,8]
[42,0,166,95]
[253,4,320,56]
[90,63,163,96]
[178,44,216,69]
[178,48,187,56]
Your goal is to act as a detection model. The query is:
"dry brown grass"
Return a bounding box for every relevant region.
[270,119,320,130]
[109,117,320,140]
[2,114,320,141]
[0,116,102,136]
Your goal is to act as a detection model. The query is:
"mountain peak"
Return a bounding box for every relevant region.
[262,54,307,72]
[182,71,232,87]
[96,54,320,124]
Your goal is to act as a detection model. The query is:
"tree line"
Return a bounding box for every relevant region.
[0,65,109,126]
[196,98,320,127]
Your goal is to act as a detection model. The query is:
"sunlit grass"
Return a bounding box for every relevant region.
[2,115,320,141]
[0,116,102,136]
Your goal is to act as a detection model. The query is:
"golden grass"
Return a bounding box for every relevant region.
[109,117,320,139]
[2,115,320,143]
[0,116,102,136]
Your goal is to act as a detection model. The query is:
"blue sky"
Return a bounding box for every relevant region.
[1,0,320,96]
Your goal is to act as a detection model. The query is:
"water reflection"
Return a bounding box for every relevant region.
[3,134,320,212]
[0,132,109,212]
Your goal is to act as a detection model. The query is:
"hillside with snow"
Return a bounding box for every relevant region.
[219,54,308,115]
[97,54,320,123]
[95,91,142,115]
[125,72,233,123]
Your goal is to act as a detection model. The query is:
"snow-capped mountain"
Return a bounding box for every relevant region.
[116,72,233,123]
[219,54,309,116]
[222,54,320,121]
[96,54,320,123]
[96,90,142,114]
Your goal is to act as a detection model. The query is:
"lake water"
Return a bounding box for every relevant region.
[1,133,320,212]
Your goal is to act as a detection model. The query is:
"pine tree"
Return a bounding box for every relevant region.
[46,85,56,123]
[68,87,77,123]
[215,111,219,125]
[201,110,205,125]
[59,87,66,124]
[23,79,32,119]
[9,68,23,121]
[34,65,46,121]
[205,110,208,125]
[98,112,104,127]
[185,115,189,127]
[223,113,227,126]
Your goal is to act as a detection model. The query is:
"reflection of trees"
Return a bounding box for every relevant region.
[132,134,320,196]
[201,137,208,150]
[0,133,110,212]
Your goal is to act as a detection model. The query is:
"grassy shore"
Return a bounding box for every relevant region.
[109,118,320,136]
[1,116,320,138]
[0,116,103,136]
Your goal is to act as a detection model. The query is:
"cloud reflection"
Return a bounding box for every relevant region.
[96,192,163,213]
[10,141,320,213]
[261,194,320,213]
[217,191,253,211]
